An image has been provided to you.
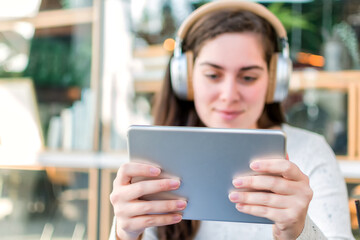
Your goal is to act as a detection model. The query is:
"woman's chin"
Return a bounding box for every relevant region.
[206,121,252,129]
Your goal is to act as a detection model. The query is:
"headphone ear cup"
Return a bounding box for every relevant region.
[170,53,188,100]
[186,51,194,100]
[266,53,291,103]
[266,54,278,103]
[170,51,194,100]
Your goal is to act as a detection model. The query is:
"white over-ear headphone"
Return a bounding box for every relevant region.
[170,0,292,103]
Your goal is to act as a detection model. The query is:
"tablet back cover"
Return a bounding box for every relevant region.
[128,125,286,224]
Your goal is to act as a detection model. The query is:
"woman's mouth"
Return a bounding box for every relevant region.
[215,109,245,120]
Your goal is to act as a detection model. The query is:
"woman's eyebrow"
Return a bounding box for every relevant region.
[199,62,223,69]
[199,62,264,71]
[240,66,264,71]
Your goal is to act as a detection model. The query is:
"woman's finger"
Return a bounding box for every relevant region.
[232,175,299,195]
[229,191,290,208]
[123,199,187,217]
[115,162,161,185]
[249,159,307,181]
[119,178,181,201]
[234,204,299,226]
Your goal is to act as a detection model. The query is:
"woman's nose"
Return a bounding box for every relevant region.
[219,77,240,102]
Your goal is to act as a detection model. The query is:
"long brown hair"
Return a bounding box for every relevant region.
[152,9,286,240]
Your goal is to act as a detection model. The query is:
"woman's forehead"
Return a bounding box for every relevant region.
[196,33,267,66]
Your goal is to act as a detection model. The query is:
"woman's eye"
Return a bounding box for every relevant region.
[205,73,219,80]
[242,76,257,82]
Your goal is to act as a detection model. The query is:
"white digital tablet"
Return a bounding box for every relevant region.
[127,125,286,224]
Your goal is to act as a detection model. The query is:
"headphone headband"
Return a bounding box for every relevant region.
[177,0,287,42]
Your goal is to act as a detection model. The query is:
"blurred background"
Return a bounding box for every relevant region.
[0,0,359,239]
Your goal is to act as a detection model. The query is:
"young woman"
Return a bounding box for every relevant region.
[109,1,354,239]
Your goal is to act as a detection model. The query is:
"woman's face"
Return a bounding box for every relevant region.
[192,32,268,129]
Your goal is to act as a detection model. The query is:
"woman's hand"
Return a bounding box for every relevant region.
[228,157,313,240]
[110,162,187,240]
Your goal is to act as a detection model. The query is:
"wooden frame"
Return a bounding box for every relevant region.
[348,82,357,159]
[134,80,163,93]
[100,169,117,240]
[0,7,93,32]
[290,70,360,90]
[289,71,354,91]
[88,168,99,240]
[357,83,360,159]
[289,71,359,160]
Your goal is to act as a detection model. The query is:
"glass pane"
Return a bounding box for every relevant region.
[0,168,89,239]
[0,23,92,87]
[0,5,95,151]
[40,0,94,11]
[284,89,348,155]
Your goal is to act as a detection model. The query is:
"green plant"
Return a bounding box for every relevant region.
[332,21,360,69]
[268,3,315,32]
[60,0,70,9]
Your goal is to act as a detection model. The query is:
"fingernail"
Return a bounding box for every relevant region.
[173,214,182,222]
[233,179,243,187]
[149,167,160,176]
[169,180,180,189]
[229,192,239,201]
[176,200,187,209]
[250,161,260,170]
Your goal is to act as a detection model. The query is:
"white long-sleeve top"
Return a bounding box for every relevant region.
[110,124,355,240]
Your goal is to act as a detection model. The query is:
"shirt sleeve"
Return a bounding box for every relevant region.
[296,215,327,239]
[109,217,117,240]
[300,137,355,239]
[109,217,159,240]
[142,227,159,240]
